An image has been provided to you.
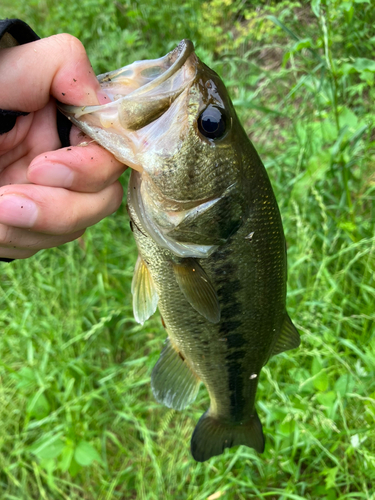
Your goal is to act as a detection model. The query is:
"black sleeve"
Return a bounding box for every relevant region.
[0,19,73,263]
[0,18,39,44]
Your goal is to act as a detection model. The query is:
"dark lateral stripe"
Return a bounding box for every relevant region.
[225,332,245,349]
[213,255,247,420]
[225,349,246,362]
[227,360,245,420]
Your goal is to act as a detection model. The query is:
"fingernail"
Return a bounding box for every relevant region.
[0,195,38,228]
[29,163,74,188]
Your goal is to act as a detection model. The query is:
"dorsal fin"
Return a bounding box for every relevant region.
[271,314,300,356]
[172,258,220,323]
[151,338,201,410]
[131,255,158,324]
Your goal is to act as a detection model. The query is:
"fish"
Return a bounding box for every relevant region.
[59,40,300,462]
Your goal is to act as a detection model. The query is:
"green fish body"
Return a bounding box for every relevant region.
[59,40,300,462]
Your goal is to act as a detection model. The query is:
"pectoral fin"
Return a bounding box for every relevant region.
[172,258,221,323]
[131,255,158,324]
[151,338,201,410]
[271,314,300,356]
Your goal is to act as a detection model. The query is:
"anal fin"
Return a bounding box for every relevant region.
[271,313,300,356]
[151,338,200,411]
[172,258,220,323]
[131,255,158,325]
[191,409,265,462]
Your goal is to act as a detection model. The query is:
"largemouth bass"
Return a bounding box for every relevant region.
[59,40,300,462]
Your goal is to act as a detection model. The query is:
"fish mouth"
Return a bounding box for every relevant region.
[97,39,195,101]
[58,40,197,171]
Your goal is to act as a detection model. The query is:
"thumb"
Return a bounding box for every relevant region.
[0,33,107,112]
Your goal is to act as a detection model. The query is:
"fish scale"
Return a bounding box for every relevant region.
[59,39,300,462]
[127,159,288,458]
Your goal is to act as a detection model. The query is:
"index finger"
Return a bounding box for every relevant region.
[0,34,109,112]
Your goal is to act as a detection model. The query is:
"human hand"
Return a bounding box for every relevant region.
[0,34,125,259]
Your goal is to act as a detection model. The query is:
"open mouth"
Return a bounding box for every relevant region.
[58,40,197,171]
[59,40,195,131]
[97,39,195,102]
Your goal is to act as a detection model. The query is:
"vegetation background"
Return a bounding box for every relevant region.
[0,0,374,498]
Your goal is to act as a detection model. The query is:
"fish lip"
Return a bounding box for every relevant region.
[105,39,195,99]
[58,39,196,118]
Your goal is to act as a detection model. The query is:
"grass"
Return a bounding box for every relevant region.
[1,1,374,499]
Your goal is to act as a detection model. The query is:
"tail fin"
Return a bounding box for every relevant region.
[190,410,265,462]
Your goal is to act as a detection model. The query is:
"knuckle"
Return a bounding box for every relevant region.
[65,229,85,243]
[80,165,109,193]
[108,182,124,213]
[60,212,81,235]
[26,236,50,250]
[0,247,37,259]
[94,168,111,191]
[81,152,114,191]
[18,250,38,259]
[53,33,86,58]
[0,225,12,246]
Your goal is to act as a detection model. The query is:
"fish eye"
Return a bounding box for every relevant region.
[198,105,226,140]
